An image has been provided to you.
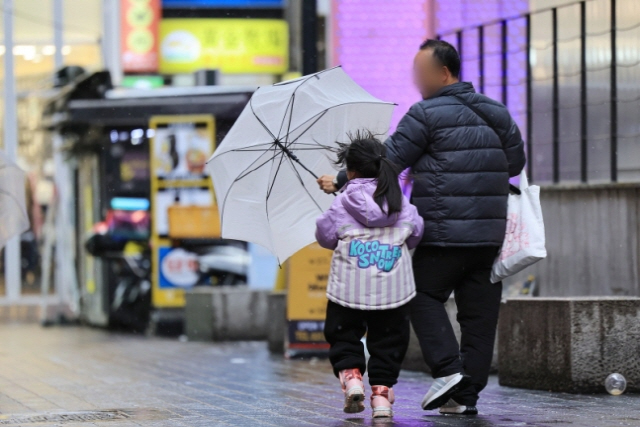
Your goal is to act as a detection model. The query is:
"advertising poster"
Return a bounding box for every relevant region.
[153,125,211,179]
[149,115,215,308]
[286,242,332,356]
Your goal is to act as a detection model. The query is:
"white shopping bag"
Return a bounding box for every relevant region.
[491,171,546,283]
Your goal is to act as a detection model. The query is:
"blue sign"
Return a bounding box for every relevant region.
[162,0,283,8]
[158,247,200,289]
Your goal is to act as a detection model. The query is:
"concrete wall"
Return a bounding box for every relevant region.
[505,184,640,297]
[499,297,640,393]
[184,286,269,342]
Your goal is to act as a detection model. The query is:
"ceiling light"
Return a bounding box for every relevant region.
[42,45,56,55]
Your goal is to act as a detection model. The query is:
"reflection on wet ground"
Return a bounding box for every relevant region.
[0,324,638,426]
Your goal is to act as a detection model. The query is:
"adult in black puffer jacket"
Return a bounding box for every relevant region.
[386,81,525,247]
[318,39,526,415]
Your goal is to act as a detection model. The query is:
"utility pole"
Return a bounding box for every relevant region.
[102,0,122,85]
[3,0,21,301]
[54,0,64,70]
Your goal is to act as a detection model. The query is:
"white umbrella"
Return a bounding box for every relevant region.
[0,151,29,249]
[206,66,395,263]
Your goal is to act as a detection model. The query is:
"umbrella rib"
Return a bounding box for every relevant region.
[282,93,295,145]
[285,110,328,147]
[279,100,395,147]
[284,155,324,213]
[234,151,282,183]
[262,146,285,265]
[275,95,295,142]
[266,147,287,202]
[249,96,277,140]
[218,148,281,246]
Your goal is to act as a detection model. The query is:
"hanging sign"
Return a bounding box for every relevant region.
[121,0,161,73]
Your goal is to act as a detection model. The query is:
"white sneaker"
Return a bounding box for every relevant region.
[439,398,478,415]
[421,373,469,410]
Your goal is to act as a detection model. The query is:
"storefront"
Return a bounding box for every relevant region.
[44,71,255,332]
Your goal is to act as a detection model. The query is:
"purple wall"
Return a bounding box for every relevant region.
[331,0,529,131]
[330,0,429,129]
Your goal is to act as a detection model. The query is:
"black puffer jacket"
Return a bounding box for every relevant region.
[385,82,526,247]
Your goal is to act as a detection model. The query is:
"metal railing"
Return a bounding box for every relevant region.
[437,0,634,184]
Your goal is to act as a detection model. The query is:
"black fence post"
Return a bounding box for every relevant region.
[478,25,485,93]
[580,1,588,183]
[457,30,463,81]
[610,0,618,182]
[501,20,508,105]
[526,14,533,181]
[552,8,560,183]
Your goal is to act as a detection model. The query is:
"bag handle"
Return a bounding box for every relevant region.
[451,95,504,146]
[519,170,530,190]
[452,94,526,194]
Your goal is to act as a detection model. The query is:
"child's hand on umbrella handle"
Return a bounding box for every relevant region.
[317,175,338,194]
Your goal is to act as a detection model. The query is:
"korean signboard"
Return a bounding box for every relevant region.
[159,18,289,74]
[121,0,161,73]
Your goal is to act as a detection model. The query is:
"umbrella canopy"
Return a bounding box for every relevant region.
[206,66,395,263]
[0,151,29,249]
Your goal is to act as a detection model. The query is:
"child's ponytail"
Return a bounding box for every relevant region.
[374,155,403,216]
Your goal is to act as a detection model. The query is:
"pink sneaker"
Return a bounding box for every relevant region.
[338,368,365,413]
[370,385,394,418]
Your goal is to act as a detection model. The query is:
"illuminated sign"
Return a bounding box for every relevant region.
[121,0,161,73]
[159,19,288,74]
[162,0,283,8]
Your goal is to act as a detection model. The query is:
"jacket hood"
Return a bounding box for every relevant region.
[341,179,398,227]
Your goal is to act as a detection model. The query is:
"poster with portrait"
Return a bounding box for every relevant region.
[148,115,216,309]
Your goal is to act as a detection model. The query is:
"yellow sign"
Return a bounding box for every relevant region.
[149,114,216,309]
[286,243,332,321]
[159,19,289,74]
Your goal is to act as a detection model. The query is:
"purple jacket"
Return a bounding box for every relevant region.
[316,178,424,310]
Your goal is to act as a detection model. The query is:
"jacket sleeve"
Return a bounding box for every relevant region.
[315,204,339,250]
[403,198,424,250]
[384,103,430,169]
[501,115,527,177]
[335,170,348,190]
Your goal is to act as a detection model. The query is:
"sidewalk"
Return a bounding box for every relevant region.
[0,324,638,427]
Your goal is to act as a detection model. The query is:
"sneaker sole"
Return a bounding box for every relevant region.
[343,387,365,414]
[372,408,393,418]
[440,408,478,416]
[422,375,471,411]
[440,403,478,416]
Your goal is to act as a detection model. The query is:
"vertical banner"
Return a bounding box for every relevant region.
[286,242,332,357]
[121,0,160,73]
[148,115,216,308]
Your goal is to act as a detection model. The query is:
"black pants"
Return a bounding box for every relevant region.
[324,300,411,387]
[410,246,502,406]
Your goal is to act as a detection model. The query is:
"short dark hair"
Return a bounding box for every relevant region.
[419,39,461,79]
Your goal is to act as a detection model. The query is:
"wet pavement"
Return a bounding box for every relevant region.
[0,324,638,427]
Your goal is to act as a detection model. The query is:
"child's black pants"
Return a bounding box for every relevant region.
[324,300,411,387]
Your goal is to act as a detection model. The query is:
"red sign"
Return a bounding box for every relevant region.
[121,0,160,73]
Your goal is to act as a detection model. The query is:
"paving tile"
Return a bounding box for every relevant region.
[0,324,639,426]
